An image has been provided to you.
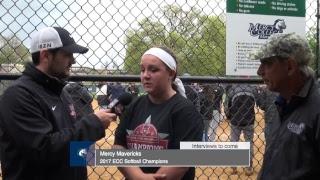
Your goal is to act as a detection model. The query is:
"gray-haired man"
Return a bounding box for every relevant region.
[255,33,320,179]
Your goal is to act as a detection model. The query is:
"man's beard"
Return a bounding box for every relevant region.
[48,67,69,79]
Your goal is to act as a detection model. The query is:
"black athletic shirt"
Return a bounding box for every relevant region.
[114,93,203,180]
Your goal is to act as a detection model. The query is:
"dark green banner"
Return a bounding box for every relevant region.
[227,0,305,17]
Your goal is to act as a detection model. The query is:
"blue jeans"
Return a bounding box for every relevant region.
[203,110,221,141]
[230,124,254,166]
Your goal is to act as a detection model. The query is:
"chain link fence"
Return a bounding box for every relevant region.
[0,0,318,179]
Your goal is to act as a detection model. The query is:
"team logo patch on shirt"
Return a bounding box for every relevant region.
[287,121,305,135]
[126,115,169,150]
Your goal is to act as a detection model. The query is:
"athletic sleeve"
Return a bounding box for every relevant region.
[114,98,137,147]
[171,101,204,149]
[0,85,105,163]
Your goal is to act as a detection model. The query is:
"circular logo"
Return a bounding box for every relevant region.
[78,148,87,158]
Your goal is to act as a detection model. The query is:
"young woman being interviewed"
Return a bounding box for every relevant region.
[113,46,203,180]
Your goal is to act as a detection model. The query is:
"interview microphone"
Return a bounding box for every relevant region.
[107,93,133,115]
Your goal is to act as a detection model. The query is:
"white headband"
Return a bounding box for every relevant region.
[173,78,186,98]
[143,47,186,98]
[143,47,176,71]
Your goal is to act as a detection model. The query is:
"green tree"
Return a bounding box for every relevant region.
[123,5,226,76]
[0,35,30,65]
[306,27,317,72]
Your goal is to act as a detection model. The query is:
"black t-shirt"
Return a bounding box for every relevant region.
[114,94,203,180]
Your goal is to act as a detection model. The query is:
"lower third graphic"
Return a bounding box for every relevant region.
[70,141,95,166]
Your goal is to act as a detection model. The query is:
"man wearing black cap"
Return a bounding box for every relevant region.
[0,27,117,180]
[254,33,320,179]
